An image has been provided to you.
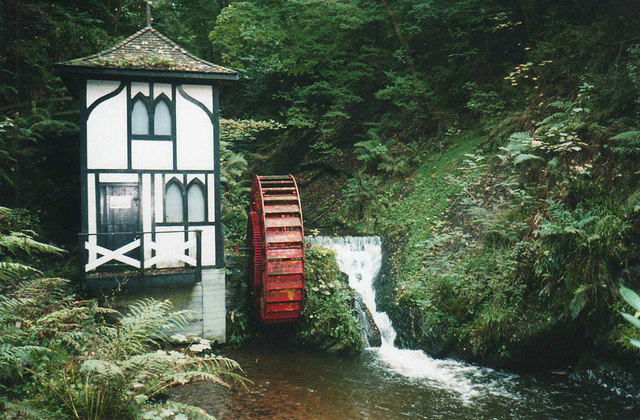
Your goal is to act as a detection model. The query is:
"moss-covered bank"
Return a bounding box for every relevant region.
[295,246,365,354]
[325,124,640,370]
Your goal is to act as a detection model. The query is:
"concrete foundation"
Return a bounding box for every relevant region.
[104,268,226,343]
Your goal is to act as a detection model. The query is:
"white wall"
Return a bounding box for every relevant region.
[87,173,97,265]
[142,174,153,260]
[86,80,121,106]
[207,173,215,223]
[154,83,172,99]
[130,82,149,97]
[198,225,216,266]
[154,226,188,268]
[131,141,173,170]
[176,85,214,170]
[87,81,127,169]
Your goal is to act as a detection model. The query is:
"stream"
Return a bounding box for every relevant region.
[173,236,640,419]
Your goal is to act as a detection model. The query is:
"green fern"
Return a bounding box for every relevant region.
[0,343,51,366]
[0,397,60,420]
[569,284,593,319]
[109,299,192,357]
[539,111,569,127]
[620,286,640,349]
[0,231,65,256]
[610,130,640,153]
[548,100,573,111]
[513,153,543,164]
[0,262,42,285]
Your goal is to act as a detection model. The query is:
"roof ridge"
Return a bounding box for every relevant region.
[100,27,153,57]
[147,27,217,68]
[68,27,153,63]
[56,26,237,77]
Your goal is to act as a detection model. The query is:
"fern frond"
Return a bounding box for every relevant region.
[548,100,573,111]
[199,355,242,373]
[611,130,640,153]
[513,153,543,164]
[0,262,41,285]
[15,277,70,300]
[0,296,36,318]
[509,131,533,142]
[95,306,122,316]
[620,286,640,312]
[0,398,60,420]
[570,284,592,319]
[37,306,92,327]
[0,232,65,256]
[80,359,124,377]
[0,343,51,366]
[539,112,568,127]
[111,299,193,356]
[611,130,640,142]
[58,331,89,353]
[166,370,232,388]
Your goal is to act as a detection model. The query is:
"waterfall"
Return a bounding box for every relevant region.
[307,236,515,401]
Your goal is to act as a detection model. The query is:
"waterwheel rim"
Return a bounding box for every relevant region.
[248,174,305,323]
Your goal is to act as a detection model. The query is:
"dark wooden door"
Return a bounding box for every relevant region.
[99,184,140,251]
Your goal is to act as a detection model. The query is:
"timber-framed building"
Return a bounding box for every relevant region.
[56,26,238,342]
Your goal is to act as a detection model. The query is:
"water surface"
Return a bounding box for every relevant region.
[173,236,640,419]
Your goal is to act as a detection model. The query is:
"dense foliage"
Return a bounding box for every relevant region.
[209,0,640,367]
[2,0,640,369]
[296,246,364,355]
[0,207,243,419]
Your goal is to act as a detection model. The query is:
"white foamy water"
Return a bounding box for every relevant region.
[306,236,516,401]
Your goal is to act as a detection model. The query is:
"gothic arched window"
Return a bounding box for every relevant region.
[131,99,149,135]
[154,99,172,136]
[187,180,206,222]
[165,179,184,223]
[130,93,173,139]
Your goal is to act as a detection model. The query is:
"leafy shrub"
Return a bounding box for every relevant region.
[296,246,364,354]
[620,286,640,350]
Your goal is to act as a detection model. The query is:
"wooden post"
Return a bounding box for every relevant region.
[196,230,202,283]
[146,1,151,27]
[138,233,145,283]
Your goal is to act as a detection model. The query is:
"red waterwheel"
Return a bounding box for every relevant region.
[248,175,305,323]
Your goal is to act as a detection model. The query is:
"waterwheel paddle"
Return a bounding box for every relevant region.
[248,175,305,323]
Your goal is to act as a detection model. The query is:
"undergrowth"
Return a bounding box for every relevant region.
[296,246,364,355]
[341,82,640,368]
[0,207,244,419]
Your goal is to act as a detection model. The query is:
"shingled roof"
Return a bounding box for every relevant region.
[56,27,237,79]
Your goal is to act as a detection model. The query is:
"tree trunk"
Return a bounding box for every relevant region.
[380,0,416,74]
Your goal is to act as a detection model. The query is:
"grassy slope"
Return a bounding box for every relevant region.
[347,129,587,369]
[376,132,485,278]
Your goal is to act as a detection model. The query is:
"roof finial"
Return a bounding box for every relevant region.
[146,1,152,27]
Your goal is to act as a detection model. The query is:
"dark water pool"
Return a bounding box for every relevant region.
[171,344,640,419]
